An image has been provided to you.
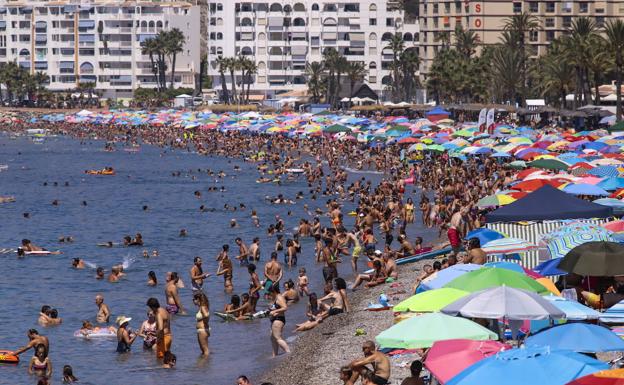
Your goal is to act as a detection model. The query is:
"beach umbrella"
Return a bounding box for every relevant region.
[526,323,624,352]
[408,143,427,152]
[600,300,624,324]
[508,160,527,169]
[588,166,620,178]
[533,258,566,276]
[446,346,609,385]
[481,238,538,255]
[536,278,562,295]
[419,264,483,291]
[323,124,350,133]
[541,224,613,260]
[425,339,511,385]
[484,261,542,279]
[441,286,565,320]
[602,220,624,233]
[542,295,601,320]
[465,228,505,246]
[375,312,498,349]
[559,241,624,276]
[528,158,571,171]
[444,267,550,294]
[511,179,564,192]
[476,194,516,208]
[563,183,609,196]
[393,288,469,313]
[567,369,624,385]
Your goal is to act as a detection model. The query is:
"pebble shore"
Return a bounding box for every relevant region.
[262,259,431,385]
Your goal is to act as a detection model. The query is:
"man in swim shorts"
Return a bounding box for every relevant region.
[349,341,391,385]
[263,252,283,295]
[147,297,171,359]
[165,272,185,315]
[95,295,110,323]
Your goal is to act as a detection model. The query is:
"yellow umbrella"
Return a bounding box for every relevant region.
[536,278,561,296]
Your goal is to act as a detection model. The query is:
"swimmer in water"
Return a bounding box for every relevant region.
[72,258,85,269]
[95,295,111,323]
[95,267,105,280]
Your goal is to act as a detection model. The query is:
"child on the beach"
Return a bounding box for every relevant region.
[297,267,309,296]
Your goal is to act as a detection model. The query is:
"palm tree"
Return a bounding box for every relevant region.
[333,55,348,108]
[226,57,240,104]
[586,36,611,106]
[454,25,479,60]
[322,48,339,107]
[387,34,405,101]
[215,56,230,103]
[534,44,573,108]
[346,61,367,104]
[240,57,257,104]
[566,17,599,105]
[604,19,624,121]
[141,38,160,90]
[490,46,523,103]
[399,50,421,102]
[305,61,325,103]
[163,28,186,89]
[503,12,540,106]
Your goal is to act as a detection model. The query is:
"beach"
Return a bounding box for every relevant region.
[262,259,430,385]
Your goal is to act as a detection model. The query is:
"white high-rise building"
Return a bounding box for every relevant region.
[206,1,419,101]
[0,1,201,99]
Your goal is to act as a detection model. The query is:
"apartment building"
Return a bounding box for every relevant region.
[419,0,624,77]
[0,1,201,99]
[206,0,420,99]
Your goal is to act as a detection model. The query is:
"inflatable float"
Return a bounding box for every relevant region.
[85,169,115,175]
[0,350,19,364]
[74,328,116,339]
[214,310,269,321]
[285,168,304,173]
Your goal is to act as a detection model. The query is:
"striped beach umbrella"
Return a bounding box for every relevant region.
[588,166,619,178]
[541,223,613,259]
[481,238,538,255]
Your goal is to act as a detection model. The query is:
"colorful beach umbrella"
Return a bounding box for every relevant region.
[563,183,609,196]
[418,264,483,292]
[444,267,550,294]
[542,295,601,320]
[476,194,516,208]
[446,347,609,385]
[465,228,505,246]
[528,158,571,171]
[525,323,624,352]
[425,339,511,385]
[481,238,538,255]
[533,258,566,276]
[393,288,469,313]
[375,312,498,349]
[567,369,624,385]
[441,286,565,320]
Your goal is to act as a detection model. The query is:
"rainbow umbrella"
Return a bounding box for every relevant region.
[476,194,516,208]
[567,369,624,385]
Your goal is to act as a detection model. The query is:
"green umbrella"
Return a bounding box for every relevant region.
[559,241,624,276]
[609,121,624,132]
[528,158,570,171]
[452,129,476,138]
[323,124,351,133]
[508,160,527,170]
[389,124,411,132]
[393,288,469,313]
[375,312,498,349]
[426,144,446,152]
[444,267,550,294]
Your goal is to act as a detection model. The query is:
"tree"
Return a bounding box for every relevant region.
[215,56,230,103]
[226,57,240,104]
[490,46,523,104]
[454,25,479,60]
[162,28,186,89]
[322,48,340,107]
[240,56,257,103]
[305,61,325,103]
[141,38,160,91]
[346,61,367,104]
[387,34,405,102]
[604,19,624,121]
[399,49,421,102]
[565,17,599,106]
[502,12,540,106]
[533,42,574,108]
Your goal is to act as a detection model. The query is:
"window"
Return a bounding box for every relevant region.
[444,3,450,13]
[545,18,554,27]
[546,31,555,42]
[529,30,538,42]
[546,2,555,12]
[560,2,571,12]
[596,16,605,27]
[455,2,461,13]
[529,2,538,13]
[312,3,319,11]
[386,18,393,27]
[433,3,438,13]
[369,18,376,26]
[513,2,522,13]
[563,16,572,28]
[579,2,588,13]
[596,7,604,13]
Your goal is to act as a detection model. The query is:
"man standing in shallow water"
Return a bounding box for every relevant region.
[147,297,171,359]
[95,295,110,323]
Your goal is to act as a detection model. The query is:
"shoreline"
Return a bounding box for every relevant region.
[261,258,433,385]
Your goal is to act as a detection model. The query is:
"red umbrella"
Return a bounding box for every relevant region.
[398,137,420,144]
[566,369,624,385]
[425,339,511,384]
[510,179,565,192]
[517,168,545,180]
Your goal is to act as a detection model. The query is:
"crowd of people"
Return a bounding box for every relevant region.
[2,115,512,384]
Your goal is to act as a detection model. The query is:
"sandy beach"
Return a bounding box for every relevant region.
[262,258,433,385]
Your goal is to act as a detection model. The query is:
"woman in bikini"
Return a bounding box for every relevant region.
[193,292,210,356]
[29,344,52,379]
